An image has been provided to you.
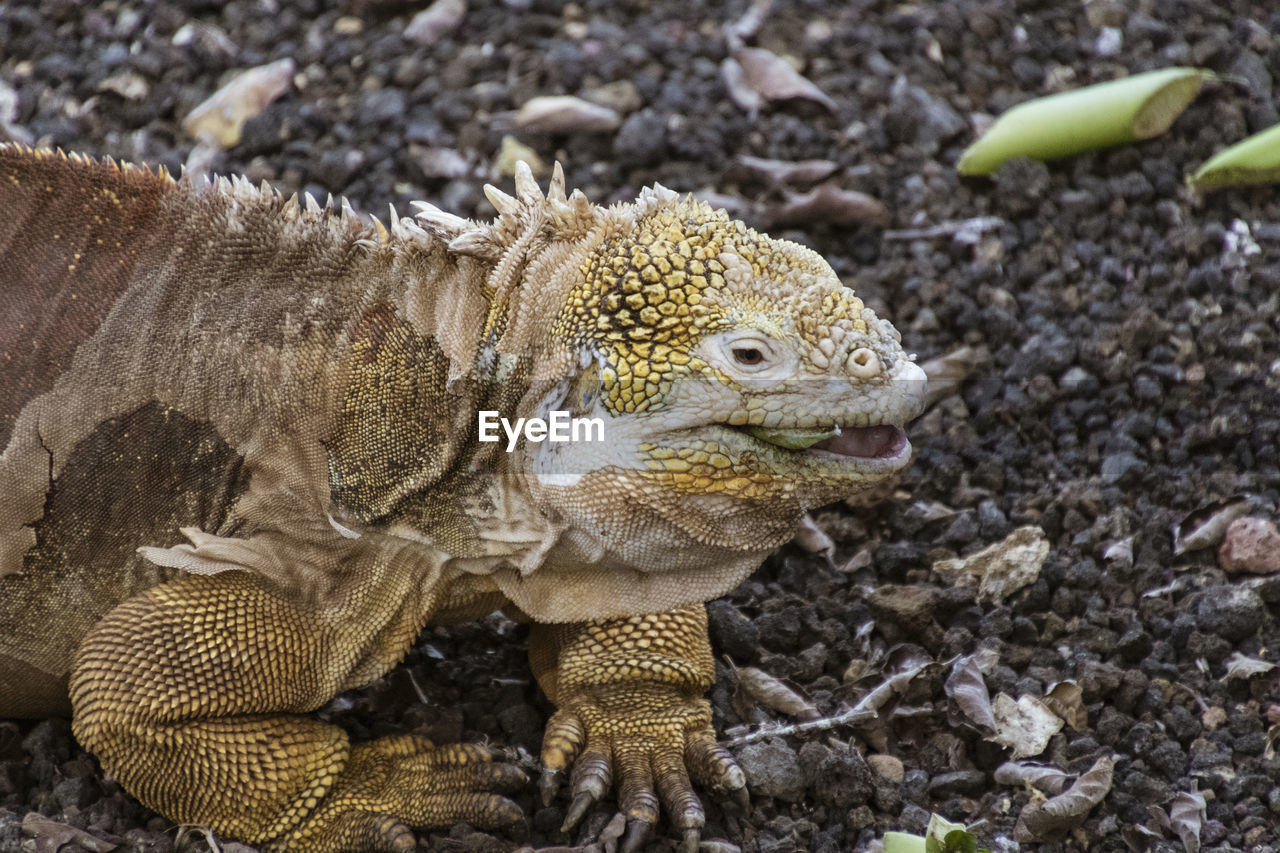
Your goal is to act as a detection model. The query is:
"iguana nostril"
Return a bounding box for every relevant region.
[845,347,880,378]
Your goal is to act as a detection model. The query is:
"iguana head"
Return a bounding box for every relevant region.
[544,187,925,502]
[414,163,925,617]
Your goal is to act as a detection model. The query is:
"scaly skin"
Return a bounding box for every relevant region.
[0,145,925,851]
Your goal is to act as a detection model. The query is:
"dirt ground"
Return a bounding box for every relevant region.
[2,0,1279,851]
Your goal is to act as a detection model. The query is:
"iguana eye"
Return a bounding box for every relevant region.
[701,331,793,379]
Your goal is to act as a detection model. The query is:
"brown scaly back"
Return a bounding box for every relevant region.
[0,147,179,447]
[0,145,390,587]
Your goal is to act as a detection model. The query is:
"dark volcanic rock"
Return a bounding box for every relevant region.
[2,0,1279,850]
[1196,585,1266,643]
[739,738,805,803]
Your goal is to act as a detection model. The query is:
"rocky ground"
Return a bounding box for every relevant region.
[2,0,1280,851]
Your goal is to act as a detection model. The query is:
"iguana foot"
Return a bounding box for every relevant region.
[283,736,527,853]
[71,574,528,853]
[539,682,746,853]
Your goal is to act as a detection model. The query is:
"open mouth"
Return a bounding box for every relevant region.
[742,424,908,459]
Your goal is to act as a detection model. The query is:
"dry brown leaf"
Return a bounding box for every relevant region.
[1122,822,1165,852]
[911,500,959,523]
[919,346,986,406]
[22,813,119,853]
[841,656,874,684]
[1172,495,1252,555]
[1043,680,1086,731]
[176,826,243,852]
[1223,651,1276,680]
[410,144,479,180]
[171,21,239,57]
[1169,788,1206,853]
[721,56,764,117]
[945,654,996,731]
[933,526,1049,603]
[883,215,1005,244]
[793,513,834,558]
[1015,755,1114,841]
[735,666,820,721]
[514,95,621,134]
[404,0,466,46]
[989,693,1064,758]
[854,645,934,714]
[757,183,886,229]
[1103,536,1134,567]
[993,760,1070,795]
[728,154,839,188]
[182,58,295,147]
[724,0,775,47]
[837,545,873,573]
[580,80,643,115]
[96,70,150,101]
[970,644,1002,673]
[723,47,836,115]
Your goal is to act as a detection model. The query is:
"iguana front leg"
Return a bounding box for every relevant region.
[529,605,746,853]
[70,569,524,853]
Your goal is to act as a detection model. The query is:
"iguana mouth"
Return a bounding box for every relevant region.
[740,424,908,459]
[807,425,907,459]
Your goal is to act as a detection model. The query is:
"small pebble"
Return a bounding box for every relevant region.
[1219,517,1280,575]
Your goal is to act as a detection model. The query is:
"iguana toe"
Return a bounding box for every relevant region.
[541,682,734,848]
[284,735,527,853]
[685,728,748,798]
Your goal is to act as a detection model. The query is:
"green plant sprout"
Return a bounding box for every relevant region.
[1188,120,1280,190]
[883,814,995,853]
[958,67,1211,176]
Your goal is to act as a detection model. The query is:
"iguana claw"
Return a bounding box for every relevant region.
[561,790,598,832]
[620,818,652,853]
[538,767,562,807]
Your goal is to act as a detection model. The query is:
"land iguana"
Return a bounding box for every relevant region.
[0,145,926,852]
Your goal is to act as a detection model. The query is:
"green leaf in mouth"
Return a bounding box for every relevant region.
[744,425,838,450]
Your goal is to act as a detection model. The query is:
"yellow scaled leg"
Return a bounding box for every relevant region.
[530,605,747,853]
[71,572,524,853]
[283,737,525,852]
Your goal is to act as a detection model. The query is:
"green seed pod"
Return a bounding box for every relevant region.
[958,67,1212,176]
[882,832,928,853]
[1188,121,1280,190]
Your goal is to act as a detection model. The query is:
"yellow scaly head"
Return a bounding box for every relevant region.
[421,165,926,611]
[545,193,926,509]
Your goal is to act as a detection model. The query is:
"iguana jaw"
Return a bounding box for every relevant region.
[714,420,912,472]
[741,423,908,458]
